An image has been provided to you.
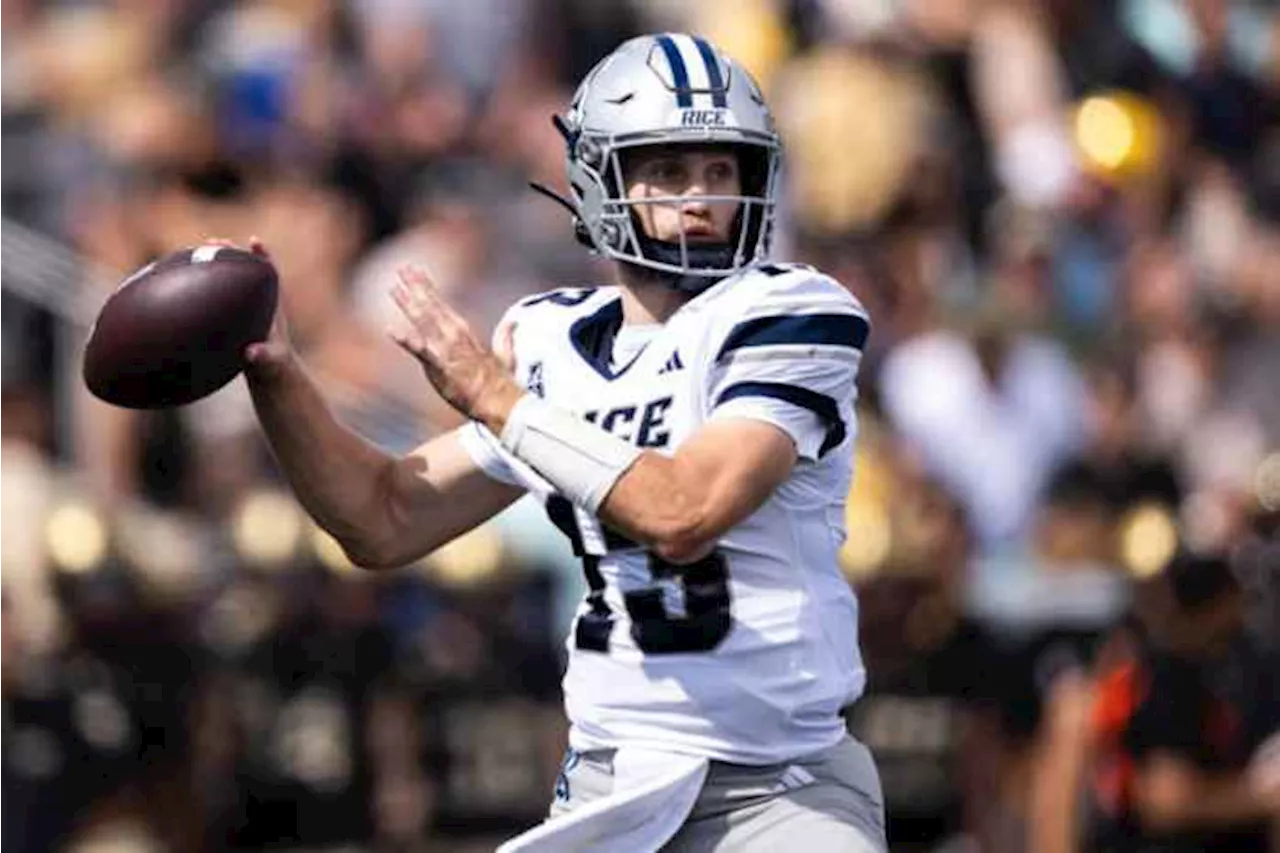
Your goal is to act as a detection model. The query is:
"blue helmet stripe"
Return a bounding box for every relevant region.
[692,37,728,108]
[656,35,694,107]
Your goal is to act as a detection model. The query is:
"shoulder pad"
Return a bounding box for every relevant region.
[500,286,616,333]
[515,287,602,311]
[703,263,868,319]
[703,264,871,361]
[498,286,618,358]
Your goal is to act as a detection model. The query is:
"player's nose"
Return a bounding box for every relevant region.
[679,187,711,212]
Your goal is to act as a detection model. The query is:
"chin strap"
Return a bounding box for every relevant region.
[634,234,735,293]
[528,181,595,249]
[527,180,578,217]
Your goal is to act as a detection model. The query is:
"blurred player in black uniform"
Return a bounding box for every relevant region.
[1088,551,1280,853]
[972,460,1133,853]
[848,481,1001,852]
[2,589,112,853]
[3,563,207,852]
[205,566,410,852]
[397,567,564,845]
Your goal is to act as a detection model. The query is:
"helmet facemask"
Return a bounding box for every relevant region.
[569,131,780,292]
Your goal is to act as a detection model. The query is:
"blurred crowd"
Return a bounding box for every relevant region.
[2,0,1278,851]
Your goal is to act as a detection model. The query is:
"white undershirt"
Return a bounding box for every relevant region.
[610,324,661,372]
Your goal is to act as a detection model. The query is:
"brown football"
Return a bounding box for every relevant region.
[83,245,278,408]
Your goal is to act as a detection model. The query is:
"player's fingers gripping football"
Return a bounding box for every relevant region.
[228,235,292,373]
[201,236,271,262]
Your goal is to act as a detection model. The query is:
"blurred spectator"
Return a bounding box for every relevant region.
[2,283,61,442]
[2,590,98,853]
[1078,356,1183,509]
[879,302,1087,551]
[966,459,1131,853]
[4,558,207,853]
[1234,505,1280,657]
[396,569,565,844]
[849,480,1002,852]
[1177,0,1274,170]
[198,567,410,851]
[1087,551,1280,852]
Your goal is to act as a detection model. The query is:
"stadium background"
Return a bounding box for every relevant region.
[2,0,1278,851]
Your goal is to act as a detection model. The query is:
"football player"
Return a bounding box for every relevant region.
[244,33,883,852]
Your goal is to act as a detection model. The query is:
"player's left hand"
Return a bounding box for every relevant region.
[389,265,523,428]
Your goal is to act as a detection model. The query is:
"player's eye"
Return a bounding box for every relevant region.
[645,160,686,184]
[706,161,736,185]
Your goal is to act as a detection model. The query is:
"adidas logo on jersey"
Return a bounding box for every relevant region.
[658,350,684,374]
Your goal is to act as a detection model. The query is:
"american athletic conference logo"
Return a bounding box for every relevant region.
[554,748,581,802]
[526,362,545,397]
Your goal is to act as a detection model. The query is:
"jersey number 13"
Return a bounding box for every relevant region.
[547,496,732,654]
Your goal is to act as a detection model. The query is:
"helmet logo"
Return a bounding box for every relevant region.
[680,109,728,127]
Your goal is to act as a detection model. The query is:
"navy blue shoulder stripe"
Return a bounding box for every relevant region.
[714,381,847,457]
[519,287,596,308]
[656,36,693,108]
[717,313,869,360]
[692,37,728,108]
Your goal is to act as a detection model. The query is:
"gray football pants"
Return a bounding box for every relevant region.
[548,735,887,852]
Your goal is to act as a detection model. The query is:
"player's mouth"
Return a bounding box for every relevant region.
[682,224,722,242]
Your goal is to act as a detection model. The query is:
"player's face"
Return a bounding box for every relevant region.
[624,145,741,244]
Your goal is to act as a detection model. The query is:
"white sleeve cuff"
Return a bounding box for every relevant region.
[457,421,523,486]
[710,396,829,461]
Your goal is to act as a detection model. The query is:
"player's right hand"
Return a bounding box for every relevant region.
[233,236,295,377]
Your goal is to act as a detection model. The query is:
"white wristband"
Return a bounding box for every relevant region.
[499,395,642,512]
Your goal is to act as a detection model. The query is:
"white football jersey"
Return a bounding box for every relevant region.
[459,263,870,764]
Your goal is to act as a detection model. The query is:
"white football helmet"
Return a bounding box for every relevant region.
[550,34,782,292]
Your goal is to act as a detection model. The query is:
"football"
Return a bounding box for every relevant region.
[83,245,278,408]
